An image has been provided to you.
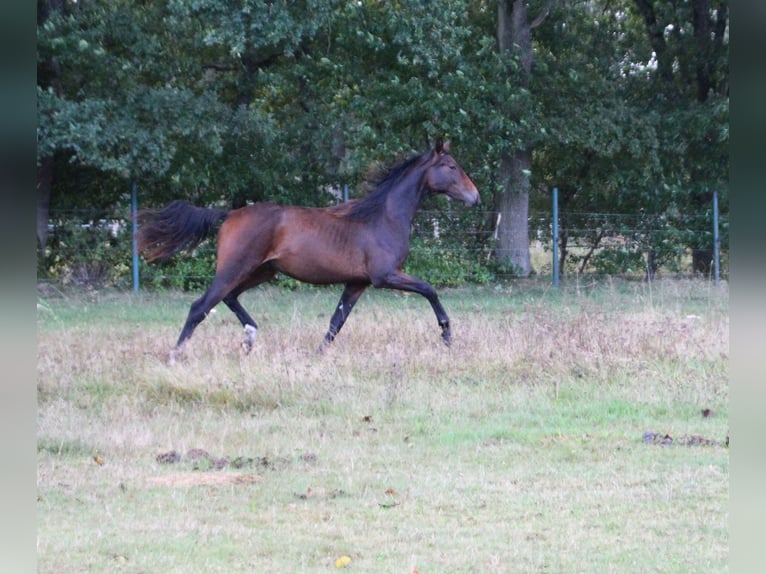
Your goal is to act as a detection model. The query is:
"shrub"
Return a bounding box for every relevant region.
[39,219,132,288]
[405,235,492,287]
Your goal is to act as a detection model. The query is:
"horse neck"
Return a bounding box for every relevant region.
[382,163,429,229]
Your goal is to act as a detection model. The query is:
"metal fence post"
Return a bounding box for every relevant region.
[713,190,720,285]
[131,180,139,292]
[552,187,559,287]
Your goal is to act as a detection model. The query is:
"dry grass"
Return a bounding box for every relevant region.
[37,279,728,573]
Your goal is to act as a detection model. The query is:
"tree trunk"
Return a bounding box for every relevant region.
[494,0,546,277]
[646,249,658,281]
[496,149,532,275]
[37,157,53,250]
[579,230,604,275]
[633,0,675,86]
[692,248,713,275]
[555,186,577,277]
[558,227,568,277]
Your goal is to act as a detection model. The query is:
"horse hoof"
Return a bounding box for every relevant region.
[318,337,336,355]
[242,325,257,354]
[438,320,451,345]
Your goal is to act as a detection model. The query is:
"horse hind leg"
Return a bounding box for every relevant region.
[223,265,277,354]
[169,268,257,363]
[223,295,259,353]
[168,210,277,362]
[170,286,227,364]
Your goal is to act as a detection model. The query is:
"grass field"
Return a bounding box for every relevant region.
[37,278,729,573]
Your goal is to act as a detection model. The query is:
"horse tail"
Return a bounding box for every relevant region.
[136,200,229,262]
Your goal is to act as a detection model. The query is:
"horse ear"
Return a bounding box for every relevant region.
[435,138,444,153]
[442,140,451,153]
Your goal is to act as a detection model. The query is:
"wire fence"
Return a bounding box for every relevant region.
[38,205,728,290]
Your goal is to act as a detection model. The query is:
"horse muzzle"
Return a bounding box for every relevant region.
[461,186,481,207]
[465,193,481,207]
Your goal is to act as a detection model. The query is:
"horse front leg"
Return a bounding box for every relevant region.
[376,270,451,346]
[319,282,368,352]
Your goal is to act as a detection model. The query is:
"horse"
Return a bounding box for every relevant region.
[137,139,480,360]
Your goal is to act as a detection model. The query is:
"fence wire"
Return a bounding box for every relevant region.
[38,206,728,289]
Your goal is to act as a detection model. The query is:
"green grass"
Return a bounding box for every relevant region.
[37,278,728,573]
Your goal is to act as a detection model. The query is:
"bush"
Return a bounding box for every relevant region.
[39,220,132,288]
[140,242,218,291]
[591,247,646,276]
[405,235,492,287]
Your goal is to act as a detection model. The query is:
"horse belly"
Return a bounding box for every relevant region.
[270,215,369,285]
[276,246,367,284]
[285,262,364,284]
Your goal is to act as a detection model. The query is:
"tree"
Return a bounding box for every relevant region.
[36,1,236,206]
[493,0,551,277]
[525,0,727,279]
[628,0,728,274]
[161,0,343,207]
[37,0,65,250]
[531,0,664,276]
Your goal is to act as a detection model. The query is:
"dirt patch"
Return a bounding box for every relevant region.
[155,448,297,472]
[145,472,264,488]
[642,431,728,447]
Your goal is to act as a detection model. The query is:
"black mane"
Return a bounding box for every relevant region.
[341,150,432,222]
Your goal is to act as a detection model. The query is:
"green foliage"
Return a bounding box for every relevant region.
[37,0,728,285]
[405,235,492,288]
[590,248,646,276]
[39,220,132,288]
[141,243,218,292]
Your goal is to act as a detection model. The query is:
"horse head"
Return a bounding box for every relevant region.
[424,139,480,207]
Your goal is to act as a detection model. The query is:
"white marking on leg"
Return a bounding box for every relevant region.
[242,324,258,353]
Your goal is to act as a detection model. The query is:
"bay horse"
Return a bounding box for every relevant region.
[137,139,480,359]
